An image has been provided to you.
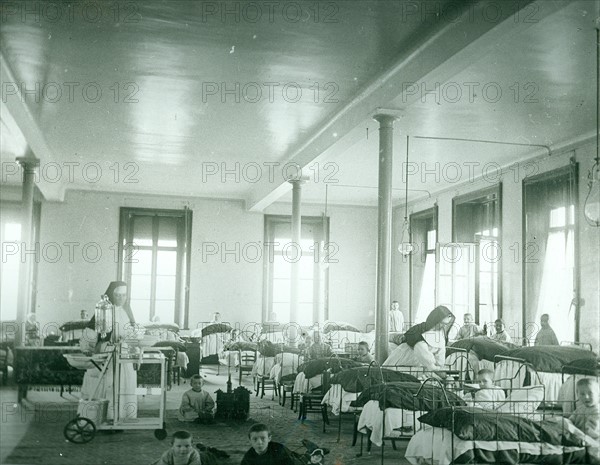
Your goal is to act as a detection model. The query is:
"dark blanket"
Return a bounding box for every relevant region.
[329,367,418,393]
[353,381,466,411]
[298,358,362,378]
[447,336,516,361]
[503,346,598,373]
[257,340,302,357]
[59,320,91,332]
[454,447,590,464]
[562,358,600,376]
[225,341,258,352]
[419,407,587,445]
[153,340,186,352]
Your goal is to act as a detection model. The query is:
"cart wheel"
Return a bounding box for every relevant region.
[64,417,96,444]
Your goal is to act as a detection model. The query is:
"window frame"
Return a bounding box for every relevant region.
[0,194,42,321]
[262,215,329,325]
[522,162,579,342]
[117,207,192,328]
[452,184,503,324]
[408,205,438,324]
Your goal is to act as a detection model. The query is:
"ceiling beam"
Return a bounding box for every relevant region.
[245,0,569,212]
[0,51,65,201]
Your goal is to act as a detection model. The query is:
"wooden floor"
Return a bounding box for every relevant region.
[0,366,412,465]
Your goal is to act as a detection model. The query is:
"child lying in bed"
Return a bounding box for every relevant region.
[464,368,506,409]
[569,378,600,440]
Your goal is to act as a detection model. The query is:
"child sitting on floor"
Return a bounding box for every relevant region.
[569,378,600,440]
[178,374,215,423]
[464,368,505,409]
[241,423,295,465]
[154,431,201,465]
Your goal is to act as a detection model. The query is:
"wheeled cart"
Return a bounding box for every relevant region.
[63,344,168,444]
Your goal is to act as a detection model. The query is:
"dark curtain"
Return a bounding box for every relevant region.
[523,169,575,328]
[410,210,435,322]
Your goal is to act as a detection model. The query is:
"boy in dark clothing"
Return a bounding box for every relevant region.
[240,423,295,465]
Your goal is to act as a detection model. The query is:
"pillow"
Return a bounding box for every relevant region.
[495,385,544,417]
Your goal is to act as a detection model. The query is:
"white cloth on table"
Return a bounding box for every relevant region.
[321,384,358,415]
[176,351,189,370]
[357,400,421,447]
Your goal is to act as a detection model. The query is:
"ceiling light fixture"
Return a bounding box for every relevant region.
[398,136,415,255]
[583,27,600,227]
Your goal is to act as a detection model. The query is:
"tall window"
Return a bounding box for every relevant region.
[263,216,328,325]
[0,199,41,321]
[410,207,437,324]
[453,185,502,326]
[118,208,192,328]
[524,165,578,343]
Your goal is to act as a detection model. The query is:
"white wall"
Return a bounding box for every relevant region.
[392,141,600,350]
[17,191,377,335]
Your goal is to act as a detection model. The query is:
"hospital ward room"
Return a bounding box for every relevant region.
[0,1,599,464]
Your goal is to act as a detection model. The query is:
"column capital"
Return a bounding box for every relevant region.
[372,108,404,126]
[287,175,310,185]
[16,156,40,170]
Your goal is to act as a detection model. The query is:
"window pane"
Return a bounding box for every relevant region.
[273,256,291,279]
[299,258,314,280]
[130,275,152,299]
[298,303,313,326]
[272,278,290,302]
[154,300,175,323]
[156,250,177,276]
[568,205,575,225]
[272,302,290,323]
[155,276,176,300]
[299,280,314,302]
[131,249,153,275]
[130,299,150,322]
[4,223,21,241]
[158,217,178,247]
[550,207,565,228]
[133,216,153,247]
[426,230,436,250]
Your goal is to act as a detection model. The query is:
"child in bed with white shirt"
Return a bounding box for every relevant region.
[569,378,600,440]
[464,368,505,409]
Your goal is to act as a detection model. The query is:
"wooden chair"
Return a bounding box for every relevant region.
[238,350,256,388]
[255,370,277,400]
[297,370,331,432]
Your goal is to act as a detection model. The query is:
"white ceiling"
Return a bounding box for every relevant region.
[1,0,598,208]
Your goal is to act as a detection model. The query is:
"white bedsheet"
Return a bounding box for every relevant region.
[202,333,225,357]
[293,372,322,394]
[356,400,421,447]
[252,355,275,377]
[406,425,598,465]
[321,384,358,415]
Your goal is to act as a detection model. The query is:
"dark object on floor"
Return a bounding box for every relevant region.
[196,443,230,458]
[215,386,251,420]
